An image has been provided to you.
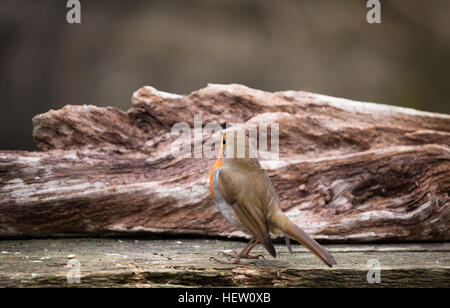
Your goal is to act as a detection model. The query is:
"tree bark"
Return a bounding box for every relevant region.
[0,84,449,241]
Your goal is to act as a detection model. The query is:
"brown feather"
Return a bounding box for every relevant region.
[276,214,337,267]
[218,167,276,257]
[284,236,292,253]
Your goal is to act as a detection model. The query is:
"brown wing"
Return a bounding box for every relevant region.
[218,167,276,257]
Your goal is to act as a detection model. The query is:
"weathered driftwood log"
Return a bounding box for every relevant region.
[0,84,449,241]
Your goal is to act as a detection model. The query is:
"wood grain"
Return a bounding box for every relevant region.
[0,239,448,287]
[0,84,449,241]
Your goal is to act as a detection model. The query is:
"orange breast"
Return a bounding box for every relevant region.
[210,157,225,201]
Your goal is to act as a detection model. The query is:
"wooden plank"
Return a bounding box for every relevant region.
[0,239,448,287]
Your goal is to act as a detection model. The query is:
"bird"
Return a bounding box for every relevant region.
[209,131,336,267]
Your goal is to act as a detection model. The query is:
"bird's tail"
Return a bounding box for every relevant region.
[276,214,337,267]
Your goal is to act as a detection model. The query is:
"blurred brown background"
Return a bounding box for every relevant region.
[1,0,449,150]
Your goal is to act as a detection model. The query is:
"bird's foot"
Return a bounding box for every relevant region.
[209,257,255,265]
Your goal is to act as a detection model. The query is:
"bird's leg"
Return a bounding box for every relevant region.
[211,240,257,265]
[241,240,264,260]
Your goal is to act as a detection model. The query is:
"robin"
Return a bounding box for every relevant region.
[209,131,336,267]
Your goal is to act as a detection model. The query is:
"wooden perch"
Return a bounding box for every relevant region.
[0,84,449,241]
[1,239,449,288]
